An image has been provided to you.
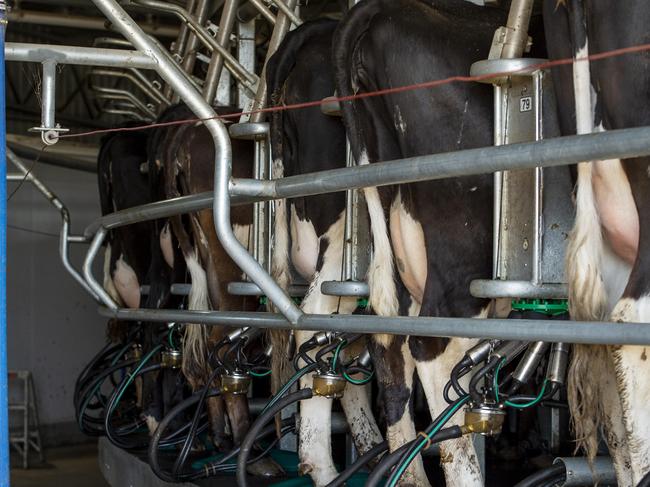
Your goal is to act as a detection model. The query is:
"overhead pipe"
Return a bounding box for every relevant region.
[5,42,157,69]
[90,0,302,324]
[128,0,259,93]
[90,68,170,106]
[7,9,179,37]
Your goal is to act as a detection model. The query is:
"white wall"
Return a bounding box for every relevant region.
[7,161,106,443]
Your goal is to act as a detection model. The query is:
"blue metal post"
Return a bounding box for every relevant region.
[0,2,8,485]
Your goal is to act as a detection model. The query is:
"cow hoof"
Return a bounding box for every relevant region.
[246,456,285,477]
[298,463,313,476]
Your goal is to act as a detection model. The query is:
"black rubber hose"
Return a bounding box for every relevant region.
[365,426,463,487]
[513,464,566,487]
[469,357,499,403]
[172,366,222,476]
[148,388,222,482]
[450,358,471,397]
[325,441,388,487]
[638,470,650,487]
[237,388,314,487]
[104,364,163,449]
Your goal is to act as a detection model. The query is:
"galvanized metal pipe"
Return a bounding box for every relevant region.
[269,0,301,27]
[40,59,57,130]
[232,125,650,199]
[202,0,240,104]
[246,0,276,25]
[97,307,650,346]
[554,457,615,486]
[92,85,157,119]
[6,149,98,300]
[7,9,179,37]
[130,0,258,89]
[5,42,157,69]
[247,0,297,123]
[91,68,169,106]
[91,0,302,325]
[501,0,534,59]
[84,126,650,237]
[179,0,211,79]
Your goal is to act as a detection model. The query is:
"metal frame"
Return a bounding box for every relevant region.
[7,0,650,360]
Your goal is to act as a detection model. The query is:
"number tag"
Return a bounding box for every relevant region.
[520,96,532,112]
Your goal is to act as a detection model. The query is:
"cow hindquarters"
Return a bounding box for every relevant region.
[415,337,482,487]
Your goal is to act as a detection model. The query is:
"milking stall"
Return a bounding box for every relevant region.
[4,0,650,485]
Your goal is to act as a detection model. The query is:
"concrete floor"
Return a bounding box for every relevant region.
[11,443,109,487]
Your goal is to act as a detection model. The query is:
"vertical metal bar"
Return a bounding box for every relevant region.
[173,0,210,103]
[203,0,239,104]
[237,19,255,109]
[22,376,28,468]
[532,70,543,285]
[492,85,503,279]
[501,0,534,59]
[0,2,9,483]
[5,149,98,299]
[91,0,302,324]
[247,0,297,123]
[343,141,354,281]
[40,59,57,129]
[82,228,118,309]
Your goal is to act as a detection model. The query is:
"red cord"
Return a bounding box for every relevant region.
[57,41,650,140]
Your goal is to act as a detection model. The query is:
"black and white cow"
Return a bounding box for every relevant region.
[98,126,188,435]
[333,1,512,484]
[156,105,282,477]
[266,19,383,486]
[545,0,650,484]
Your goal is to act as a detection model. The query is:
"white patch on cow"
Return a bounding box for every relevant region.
[566,161,608,322]
[182,251,210,389]
[271,158,292,294]
[573,43,593,136]
[416,334,483,487]
[145,415,159,435]
[386,340,429,486]
[457,99,469,147]
[290,204,319,282]
[592,155,639,266]
[233,223,251,250]
[296,214,363,486]
[601,242,631,314]
[297,392,337,485]
[359,151,399,347]
[233,223,252,280]
[296,330,337,486]
[102,245,123,306]
[394,105,407,134]
[160,222,174,269]
[610,296,650,483]
[113,254,140,309]
[389,190,427,305]
[340,380,383,456]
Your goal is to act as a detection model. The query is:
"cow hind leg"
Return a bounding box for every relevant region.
[414,337,482,487]
[371,337,429,487]
[339,376,383,460]
[610,296,650,484]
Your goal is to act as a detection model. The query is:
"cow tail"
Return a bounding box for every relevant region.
[333,1,398,348]
[566,162,608,460]
[563,0,608,460]
[265,24,339,394]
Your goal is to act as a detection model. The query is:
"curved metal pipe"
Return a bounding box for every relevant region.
[82,227,118,309]
[91,68,169,106]
[90,0,302,324]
